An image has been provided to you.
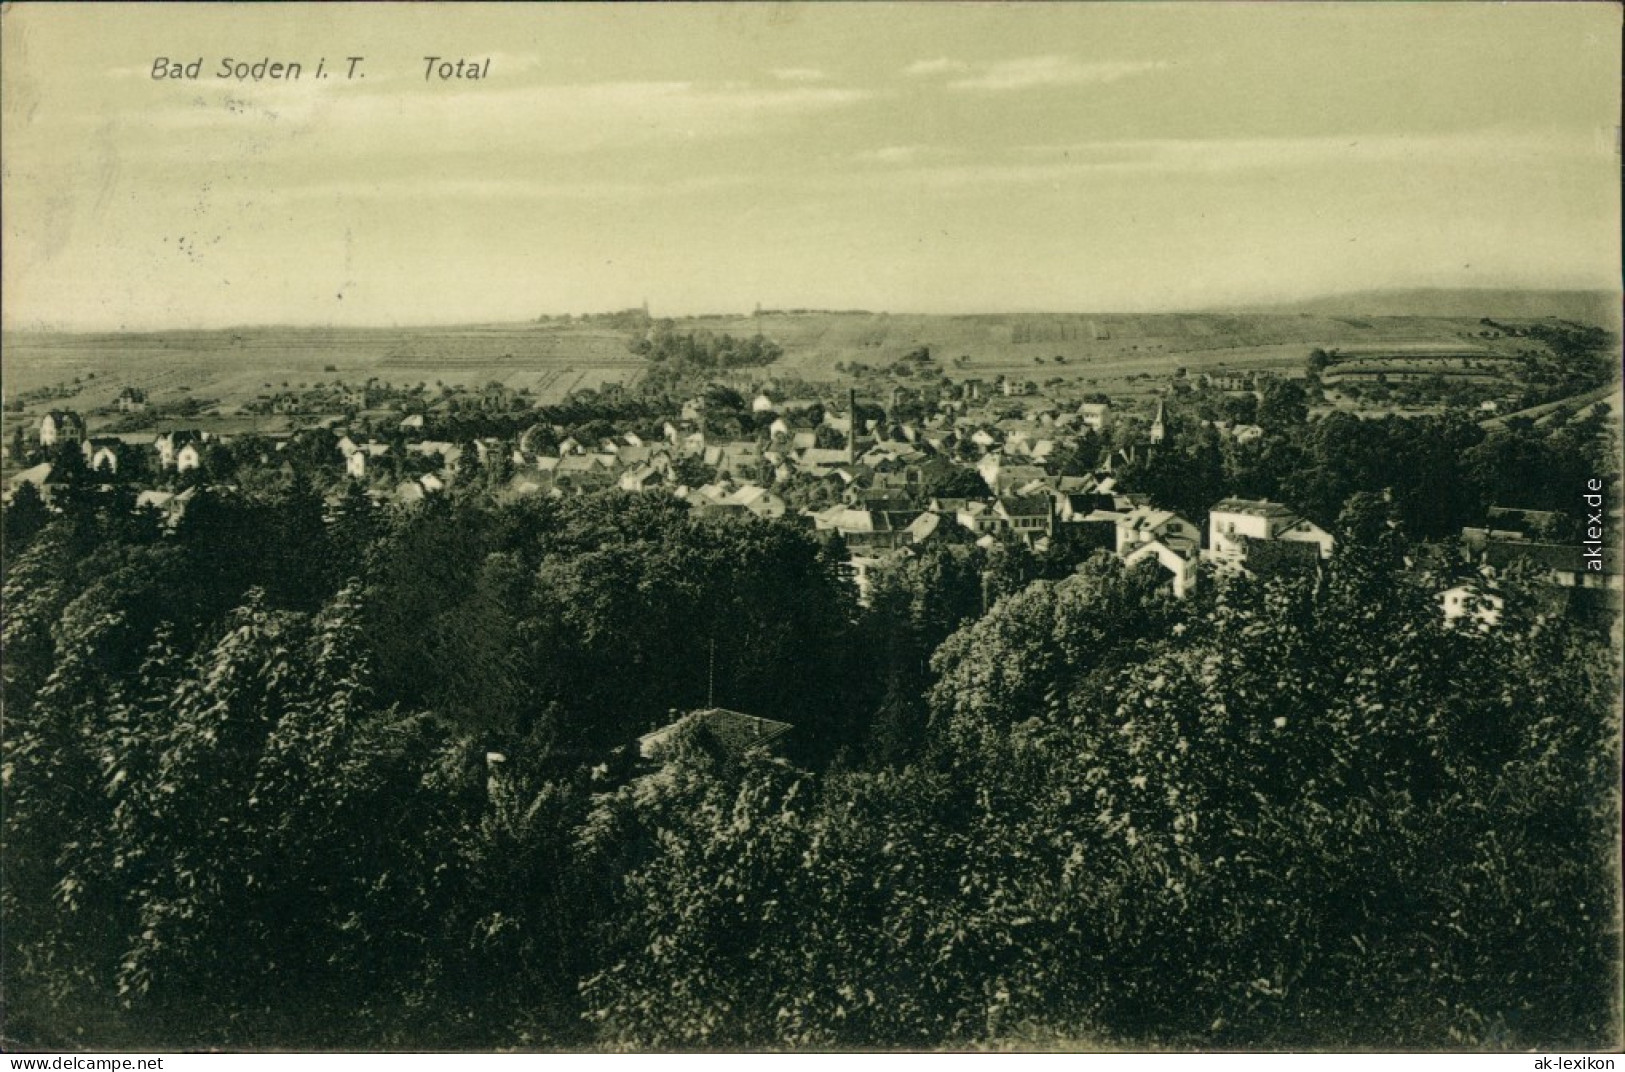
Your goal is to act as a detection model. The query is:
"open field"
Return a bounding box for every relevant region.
[3,291,1611,425]
[671,307,1549,399]
[0,324,647,414]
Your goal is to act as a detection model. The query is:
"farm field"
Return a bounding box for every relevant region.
[676,308,1547,399]
[3,291,1610,426]
[0,324,646,413]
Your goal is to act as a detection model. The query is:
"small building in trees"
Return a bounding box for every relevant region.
[81,437,125,474]
[135,487,198,530]
[1206,498,1335,564]
[1115,506,1201,558]
[637,707,794,765]
[154,430,206,470]
[1122,538,1200,599]
[5,462,57,504]
[174,441,204,473]
[39,410,86,447]
[1477,539,1621,592]
[1078,401,1111,432]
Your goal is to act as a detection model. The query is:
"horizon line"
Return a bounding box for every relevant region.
[2,284,1618,337]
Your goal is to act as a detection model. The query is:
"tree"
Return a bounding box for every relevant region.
[928,551,1181,754]
[455,440,481,486]
[1257,379,1310,431]
[813,425,848,451]
[922,464,992,501]
[328,479,381,582]
[3,480,51,552]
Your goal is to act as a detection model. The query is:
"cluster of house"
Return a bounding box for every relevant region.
[1440,506,1622,629]
[10,390,1617,628]
[25,411,213,477]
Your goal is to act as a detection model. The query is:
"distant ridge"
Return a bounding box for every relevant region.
[1230,288,1620,327]
[5,289,1620,339]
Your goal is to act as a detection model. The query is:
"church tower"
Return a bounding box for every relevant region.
[1149,400,1167,446]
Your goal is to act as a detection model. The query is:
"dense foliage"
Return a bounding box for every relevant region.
[3,453,1619,1050]
[1117,404,1616,536]
[630,326,784,371]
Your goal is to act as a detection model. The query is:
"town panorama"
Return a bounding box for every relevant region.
[3,299,1620,1051]
[2,0,1621,1057]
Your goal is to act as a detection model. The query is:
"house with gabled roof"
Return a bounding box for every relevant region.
[81,437,126,474]
[795,447,852,476]
[152,429,207,470]
[993,494,1052,540]
[135,486,198,529]
[345,442,390,480]
[1477,539,1621,591]
[6,462,57,504]
[1122,538,1200,599]
[979,453,1050,496]
[618,462,669,494]
[638,707,793,764]
[1078,401,1111,432]
[1206,498,1334,564]
[174,441,205,473]
[1115,506,1201,558]
[39,410,86,448]
[807,505,907,551]
[726,484,786,520]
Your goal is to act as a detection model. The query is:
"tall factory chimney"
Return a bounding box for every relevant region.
[848,387,858,466]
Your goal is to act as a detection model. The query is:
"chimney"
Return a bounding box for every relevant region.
[848,387,858,466]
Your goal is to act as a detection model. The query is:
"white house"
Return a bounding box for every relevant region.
[1115,506,1201,558]
[1206,498,1335,561]
[1078,402,1111,432]
[174,441,204,473]
[82,437,123,474]
[1123,539,1200,599]
[39,411,86,448]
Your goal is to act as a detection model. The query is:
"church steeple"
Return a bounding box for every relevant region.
[1149,400,1167,446]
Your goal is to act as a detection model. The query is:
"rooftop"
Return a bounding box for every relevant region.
[637,707,793,762]
[1211,498,1300,520]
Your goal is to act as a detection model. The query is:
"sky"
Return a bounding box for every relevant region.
[2,2,1619,330]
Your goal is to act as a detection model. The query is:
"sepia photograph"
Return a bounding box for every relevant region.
[1,1,1621,1056]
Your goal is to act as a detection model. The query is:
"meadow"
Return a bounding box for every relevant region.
[3,291,1608,428]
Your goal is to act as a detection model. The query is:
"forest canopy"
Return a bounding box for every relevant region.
[3,470,1619,1051]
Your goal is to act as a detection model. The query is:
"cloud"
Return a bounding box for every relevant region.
[947,56,1167,91]
[481,52,544,76]
[1006,131,1592,173]
[853,144,951,165]
[771,67,828,82]
[258,172,755,205]
[903,58,969,77]
[127,78,871,153]
[774,130,1602,198]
